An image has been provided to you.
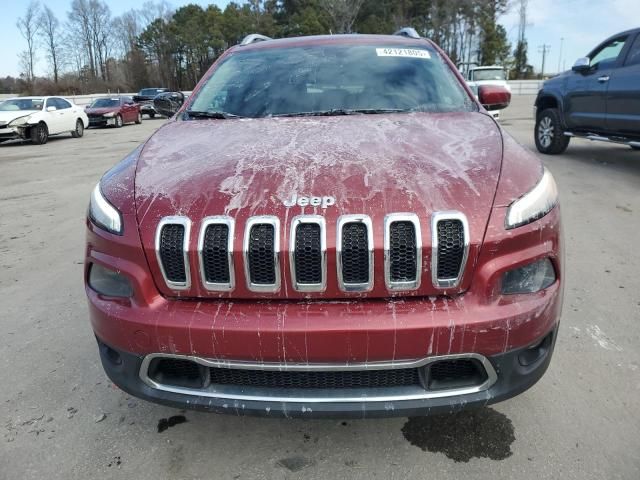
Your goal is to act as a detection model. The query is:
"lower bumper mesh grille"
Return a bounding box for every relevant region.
[208,367,421,389]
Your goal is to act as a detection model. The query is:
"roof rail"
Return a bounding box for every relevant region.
[393,27,420,39]
[240,34,272,46]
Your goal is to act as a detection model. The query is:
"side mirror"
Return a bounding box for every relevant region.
[478,85,511,111]
[572,57,590,72]
[46,106,57,112]
[153,91,185,117]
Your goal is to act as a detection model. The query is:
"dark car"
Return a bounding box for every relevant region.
[85,96,142,128]
[133,88,170,118]
[535,27,640,154]
[85,30,562,418]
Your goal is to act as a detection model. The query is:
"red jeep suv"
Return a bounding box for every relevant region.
[85,30,563,417]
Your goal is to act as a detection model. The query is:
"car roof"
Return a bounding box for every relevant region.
[233,34,435,53]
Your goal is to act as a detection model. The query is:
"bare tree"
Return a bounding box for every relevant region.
[322,0,365,34]
[38,6,62,83]
[17,1,41,83]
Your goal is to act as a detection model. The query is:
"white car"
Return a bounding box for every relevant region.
[0,96,89,145]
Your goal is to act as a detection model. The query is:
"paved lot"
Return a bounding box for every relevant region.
[1,99,639,479]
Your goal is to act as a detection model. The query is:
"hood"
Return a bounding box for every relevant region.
[0,110,37,124]
[135,112,503,299]
[85,107,119,115]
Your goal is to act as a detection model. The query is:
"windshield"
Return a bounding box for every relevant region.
[187,45,474,118]
[89,98,120,108]
[0,98,44,111]
[473,69,506,81]
[140,88,166,96]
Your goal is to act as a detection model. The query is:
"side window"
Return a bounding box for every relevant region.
[55,98,72,110]
[45,98,56,110]
[624,34,640,67]
[590,36,628,67]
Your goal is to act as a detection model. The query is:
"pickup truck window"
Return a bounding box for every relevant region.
[590,36,628,67]
[624,35,640,66]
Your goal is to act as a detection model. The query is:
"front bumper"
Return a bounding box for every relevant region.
[0,126,19,141]
[88,117,116,127]
[97,327,557,417]
[140,104,156,114]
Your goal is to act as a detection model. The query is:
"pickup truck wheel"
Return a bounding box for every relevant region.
[71,119,84,138]
[535,109,570,155]
[148,112,155,119]
[30,122,48,145]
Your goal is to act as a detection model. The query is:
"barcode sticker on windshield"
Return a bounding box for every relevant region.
[376,48,430,59]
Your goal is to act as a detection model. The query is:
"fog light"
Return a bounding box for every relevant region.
[501,258,556,294]
[89,263,133,297]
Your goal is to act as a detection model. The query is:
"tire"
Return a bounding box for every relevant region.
[115,114,123,128]
[135,112,142,124]
[30,122,48,145]
[148,112,155,119]
[535,108,570,155]
[71,119,84,138]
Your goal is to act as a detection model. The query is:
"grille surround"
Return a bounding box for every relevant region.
[155,216,191,290]
[384,213,422,290]
[289,216,326,292]
[336,215,374,292]
[243,216,281,293]
[198,216,235,291]
[431,211,469,289]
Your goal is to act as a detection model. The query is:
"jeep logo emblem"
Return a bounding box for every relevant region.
[283,193,336,208]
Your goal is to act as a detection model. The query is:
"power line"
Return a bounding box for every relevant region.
[539,44,551,78]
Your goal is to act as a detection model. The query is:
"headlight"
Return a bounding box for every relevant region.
[89,183,122,234]
[501,258,556,294]
[8,115,32,127]
[103,112,116,118]
[506,167,558,229]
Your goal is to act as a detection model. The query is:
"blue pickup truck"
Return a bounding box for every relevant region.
[534,28,640,154]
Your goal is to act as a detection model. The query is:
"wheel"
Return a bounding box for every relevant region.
[30,122,48,145]
[115,114,123,128]
[71,119,84,138]
[135,112,142,124]
[148,112,155,119]
[535,108,570,155]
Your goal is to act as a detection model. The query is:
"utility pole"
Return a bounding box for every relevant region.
[539,44,551,78]
[557,37,564,73]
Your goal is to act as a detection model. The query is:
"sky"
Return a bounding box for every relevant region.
[2,0,639,78]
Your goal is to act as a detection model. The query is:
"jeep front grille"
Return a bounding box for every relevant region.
[154,212,469,293]
[431,212,469,288]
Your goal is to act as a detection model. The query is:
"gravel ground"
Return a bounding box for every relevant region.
[1,99,638,479]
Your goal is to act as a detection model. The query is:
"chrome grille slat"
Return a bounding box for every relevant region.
[155,216,191,290]
[431,211,470,289]
[384,213,422,291]
[243,216,281,292]
[289,215,326,292]
[336,215,374,292]
[198,216,235,291]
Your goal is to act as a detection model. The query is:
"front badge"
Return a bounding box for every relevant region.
[283,194,335,209]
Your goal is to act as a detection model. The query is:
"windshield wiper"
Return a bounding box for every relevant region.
[274,108,407,117]
[184,110,241,120]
